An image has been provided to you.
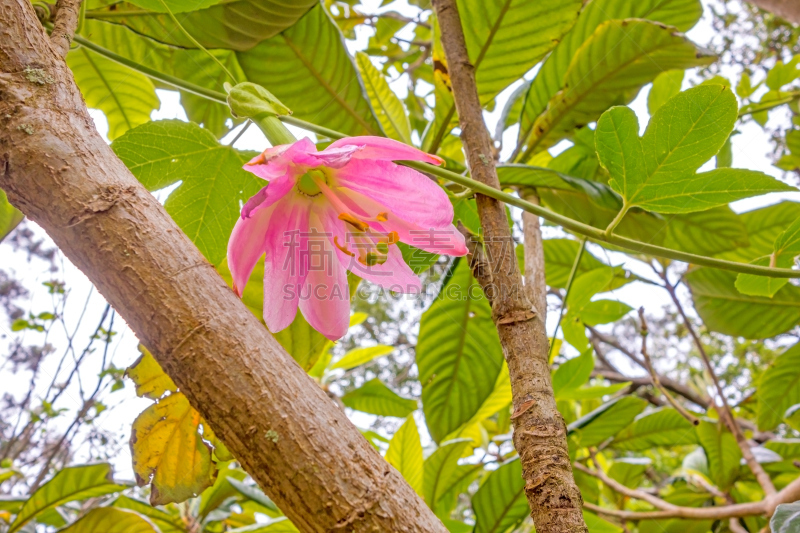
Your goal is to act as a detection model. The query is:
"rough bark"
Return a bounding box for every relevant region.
[49,0,81,58]
[431,1,587,532]
[746,0,800,24]
[522,192,547,316]
[0,2,447,532]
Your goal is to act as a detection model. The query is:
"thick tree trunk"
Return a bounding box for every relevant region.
[746,0,800,24]
[0,2,447,531]
[431,1,587,532]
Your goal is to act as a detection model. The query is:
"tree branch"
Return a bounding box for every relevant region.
[746,0,800,24]
[50,0,82,58]
[0,2,446,531]
[431,1,586,532]
[661,277,777,496]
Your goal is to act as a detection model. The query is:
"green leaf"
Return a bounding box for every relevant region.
[665,207,749,256]
[597,86,794,214]
[541,239,630,290]
[567,268,615,311]
[355,52,411,143]
[8,464,128,533]
[422,439,471,508]
[766,57,800,90]
[125,0,220,13]
[685,268,800,339]
[553,349,594,398]
[648,70,685,116]
[610,408,699,451]
[330,345,393,371]
[131,393,217,505]
[59,507,159,533]
[497,164,622,211]
[66,46,158,140]
[697,419,742,490]
[580,300,633,326]
[113,495,186,533]
[756,343,800,431]
[765,439,800,460]
[518,0,702,152]
[226,478,279,513]
[584,511,623,533]
[427,0,581,148]
[126,345,176,400]
[86,0,318,51]
[112,120,261,264]
[432,463,484,518]
[785,404,800,431]
[736,217,800,297]
[717,133,733,168]
[522,20,713,156]
[473,458,529,533]
[771,502,800,533]
[718,201,800,263]
[737,71,757,98]
[228,518,299,532]
[417,259,505,443]
[557,382,630,401]
[0,188,23,244]
[237,6,380,137]
[568,396,648,448]
[341,379,417,418]
[385,416,424,495]
[445,364,512,441]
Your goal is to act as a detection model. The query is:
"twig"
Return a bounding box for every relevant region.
[638,308,699,426]
[661,272,777,496]
[573,461,677,512]
[50,0,82,57]
[549,238,586,360]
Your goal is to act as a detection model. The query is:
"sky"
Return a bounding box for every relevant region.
[1,0,799,484]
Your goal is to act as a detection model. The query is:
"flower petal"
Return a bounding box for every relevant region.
[241,172,295,219]
[244,137,317,181]
[316,205,422,291]
[328,136,444,165]
[262,198,312,334]
[228,202,276,296]
[298,211,350,340]
[335,159,454,228]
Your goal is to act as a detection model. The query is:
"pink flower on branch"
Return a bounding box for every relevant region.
[227,136,468,341]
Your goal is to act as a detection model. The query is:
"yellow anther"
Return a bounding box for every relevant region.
[387,231,399,245]
[338,212,369,232]
[376,212,388,222]
[334,236,355,257]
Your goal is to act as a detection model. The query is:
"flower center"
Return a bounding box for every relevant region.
[297,169,325,197]
[309,175,398,267]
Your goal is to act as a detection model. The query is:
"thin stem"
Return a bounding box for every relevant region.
[227,119,251,146]
[68,35,800,280]
[739,92,800,117]
[661,273,777,496]
[638,307,699,426]
[155,0,238,83]
[549,238,586,359]
[604,204,629,237]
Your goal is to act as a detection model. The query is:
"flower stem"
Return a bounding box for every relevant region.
[69,34,800,280]
[549,238,586,360]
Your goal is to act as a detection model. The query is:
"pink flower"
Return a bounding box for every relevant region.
[227,136,468,341]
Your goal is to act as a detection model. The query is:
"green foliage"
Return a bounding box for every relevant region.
[59,507,159,533]
[648,70,685,116]
[568,397,648,448]
[610,408,700,451]
[472,459,528,533]
[0,189,23,243]
[112,120,260,264]
[8,464,128,533]
[85,0,318,50]
[736,217,800,297]
[771,501,800,533]
[340,378,417,417]
[355,52,411,143]
[330,345,393,371]
[596,86,793,215]
[422,439,471,510]
[417,259,505,443]
[697,420,742,490]
[237,6,381,137]
[386,417,424,495]
[67,47,159,140]
[756,343,800,431]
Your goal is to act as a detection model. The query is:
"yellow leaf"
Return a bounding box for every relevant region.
[131,393,216,505]
[126,346,176,400]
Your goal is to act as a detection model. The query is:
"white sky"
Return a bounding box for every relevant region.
[1,0,799,483]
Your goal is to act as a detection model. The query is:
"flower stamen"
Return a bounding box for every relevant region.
[334,236,355,257]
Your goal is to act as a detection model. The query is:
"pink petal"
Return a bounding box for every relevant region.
[297,211,350,340]
[228,202,277,297]
[317,205,422,291]
[241,171,295,219]
[334,159,454,229]
[349,246,422,292]
[328,136,444,165]
[311,145,361,169]
[244,137,317,181]
[383,220,468,257]
[262,198,312,334]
